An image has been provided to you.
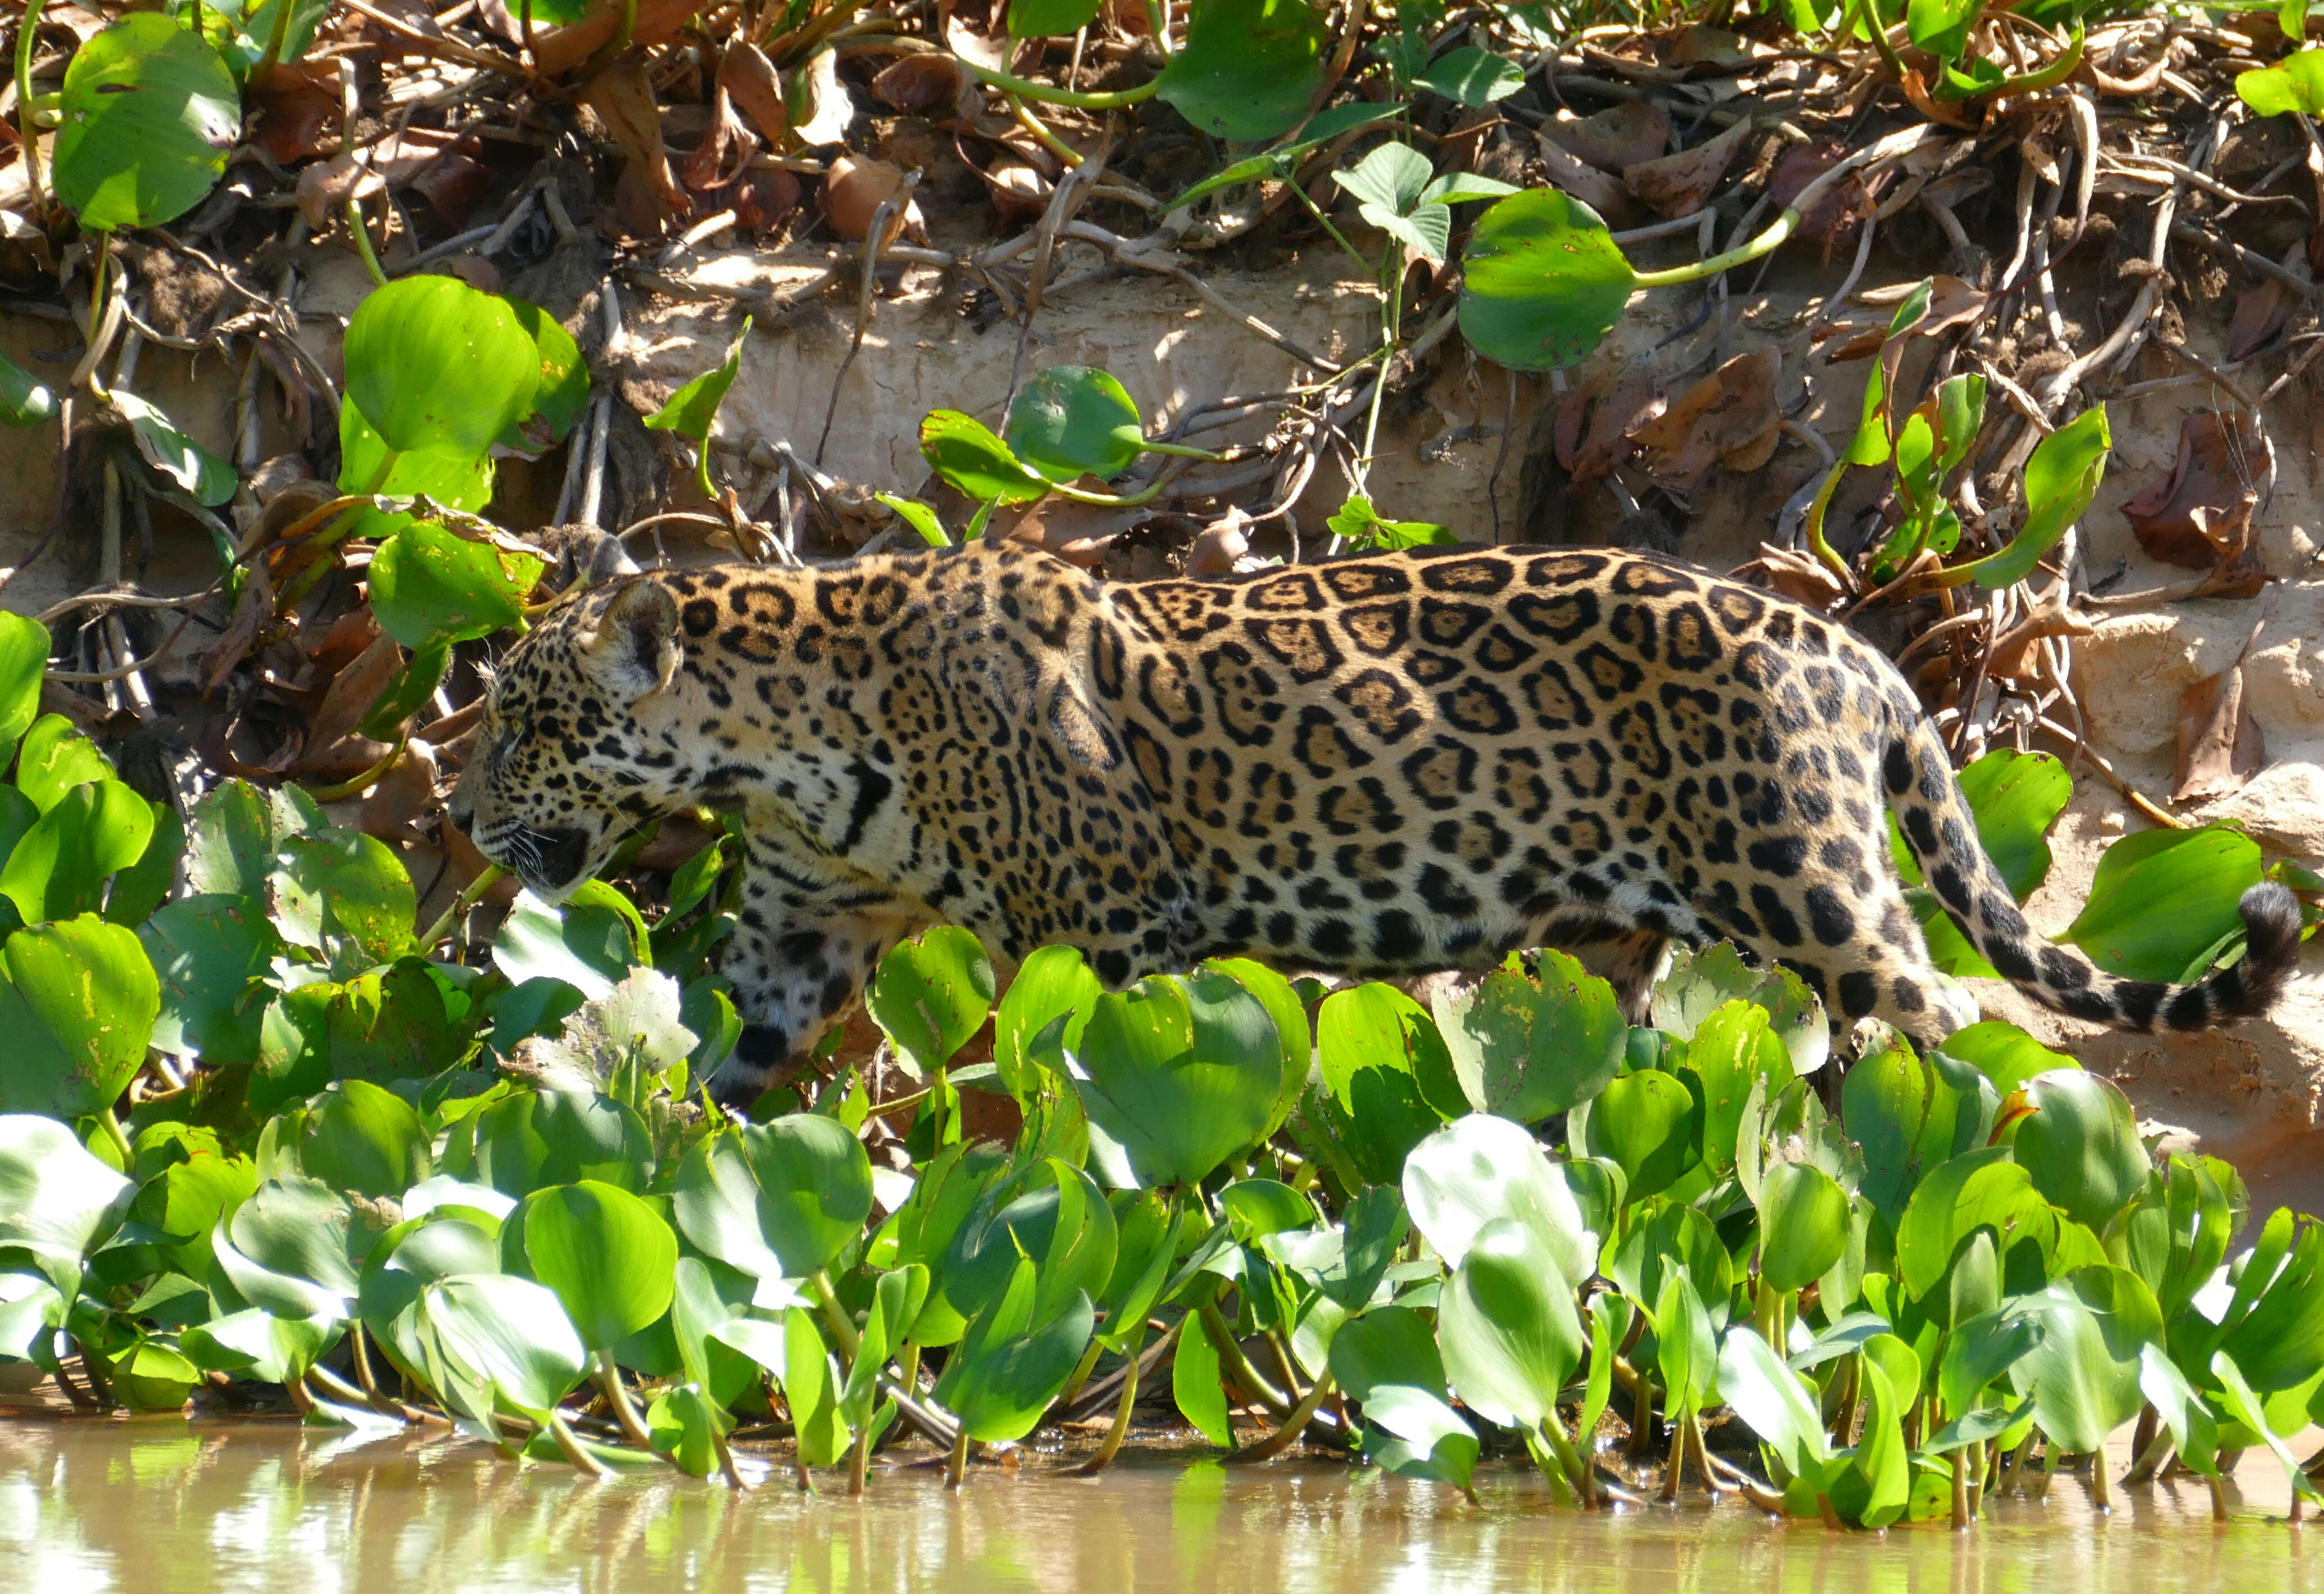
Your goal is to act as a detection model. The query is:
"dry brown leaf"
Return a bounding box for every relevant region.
[1768,141,1864,244]
[1539,102,1670,174]
[720,40,790,147]
[582,56,686,220]
[2227,278,2297,361]
[248,61,340,167]
[1987,581,2093,682]
[1625,347,1782,478]
[684,84,757,194]
[2173,614,2269,801]
[1534,134,1639,228]
[1623,118,1751,217]
[872,52,973,118]
[361,739,441,846]
[1553,361,1664,482]
[306,608,382,682]
[1752,542,1850,607]
[723,165,801,233]
[2123,411,2271,569]
[299,631,403,765]
[821,155,925,243]
[1669,25,1755,69]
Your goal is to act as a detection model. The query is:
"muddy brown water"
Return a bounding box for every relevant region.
[3,1419,2319,1593]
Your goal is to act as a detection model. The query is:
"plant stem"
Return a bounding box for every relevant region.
[1539,1414,1597,1509]
[1951,1445,1972,1528]
[848,1417,871,1495]
[257,0,297,72]
[303,736,406,803]
[945,1424,971,1488]
[1066,1323,1156,1477]
[347,201,390,287]
[1144,0,1172,56]
[2088,1446,2112,1513]
[594,1348,659,1453]
[1005,93,1083,169]
[91,1107,132,1169]
[548,1409,615,1478]
[954,57,1160,109]
[415,864,505,951]
[1226,1370,1335,1465]
[1196,1298,1294,1416]
[14,0,44,209]
[811,1269,862,1361]
[1057,1336,1106,1411]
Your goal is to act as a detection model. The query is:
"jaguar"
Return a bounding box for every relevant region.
[448,541,2302,1108]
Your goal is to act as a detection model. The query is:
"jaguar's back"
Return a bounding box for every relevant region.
[454,542,2300,1106]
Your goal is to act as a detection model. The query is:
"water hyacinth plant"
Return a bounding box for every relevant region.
[0,609,2317,1525]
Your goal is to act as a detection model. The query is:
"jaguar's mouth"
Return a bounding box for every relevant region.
[479,822,593,900]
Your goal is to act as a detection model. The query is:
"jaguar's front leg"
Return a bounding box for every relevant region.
[705,898,921,1110]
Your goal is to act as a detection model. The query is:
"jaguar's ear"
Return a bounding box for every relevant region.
[579,579,681,704]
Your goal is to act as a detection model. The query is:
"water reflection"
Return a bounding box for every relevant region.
[0,1421,2316,1594]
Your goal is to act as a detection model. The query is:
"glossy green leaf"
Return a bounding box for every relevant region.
[2237,47,2324,116]
[1413,45,1525,106]
[343,276,540,459]
[1325,495,1458,550]
[1963,405,2108,590]
[643,316,753,446]
[1433,954,1625,1124]
[2012,1069,2149,1233]
[1684,1000,1794,1178]
[51,16,238,231]
[1402,1113,1598,1287]
[519,1181,679,1351]
[0,916,160,1118]
[874,493,950,548]
[501,298,590,451]
[181,1307,338,1387]
[1895,1148,2036,1301]
[1437,1216,1584,1430]
[0,778,155,924]
[992,945,1101,1106]
[300,1080,429,1201]
[1757,1162,1851,1294]
[1577,1068,1699,1201]
[941,1253,1095,1443]
[110,391,236,506]
[1459,188,1635,372]
[0,1113,134,1298]
[14,717,115,816]
[2210,1350,2324,1502]
[674,1116,874,1288]
[421,1273,587,1420]
[270,830,416,969]
[1649,943,1828,1079]
[0,351,58,430]
[1938,1306,2045,1420]
[1933,1021,2077,1099]
[778,1308,851,1466]
[1009,0,1105,34]
[2010,1266,2158,1453]
[1071,970,1282,1189]
[2060,824,2261,982]
[1607,1199,1733,1330]
[867,925,996,1079]
[337,402,496,546]
[919,410,1051,505]
[1719,1326,1832,1479]
[474,1089,654,1198]
[492,884,647,999]
[1004,366,1145,484]
[185,780,325,899]
[948,1158,1119,1329]
[369,522,544,650]
[214,1175,360,1320]
[1154,0,1327,143]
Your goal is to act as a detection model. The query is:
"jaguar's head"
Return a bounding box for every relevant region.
[449,578,686,901]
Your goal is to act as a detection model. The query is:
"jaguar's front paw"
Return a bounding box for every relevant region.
[703,1023,795,1112]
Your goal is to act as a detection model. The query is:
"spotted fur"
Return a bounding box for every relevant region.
[448,544,2302,1107]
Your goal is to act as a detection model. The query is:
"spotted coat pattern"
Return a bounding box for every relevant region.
[449,544,2301,1107]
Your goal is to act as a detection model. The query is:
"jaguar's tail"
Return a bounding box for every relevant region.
[1885,712,2301,1033]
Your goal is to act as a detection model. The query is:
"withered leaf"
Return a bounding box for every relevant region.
[1625,347,1782,478]
[720,40,789,148]
[1532,134,1636,227]
[2123,411,2271,569]
[2227,278,2297,361]
[1539,102,1670,174]
[2173,614,2269,803]
[582,56,686,219]
[1553,360,1664,482]
[1623,118,1751,218]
